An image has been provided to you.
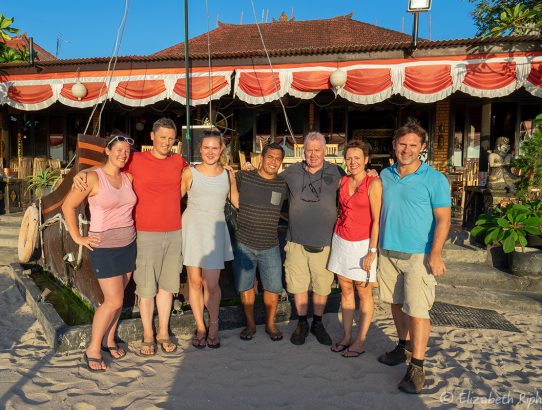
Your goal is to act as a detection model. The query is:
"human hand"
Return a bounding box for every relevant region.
[242,162,255,171]
[428,253,446,276]
[72,171,88,192]
[366,168,379,177]
[361,252,376,272]
[74,235,100,251]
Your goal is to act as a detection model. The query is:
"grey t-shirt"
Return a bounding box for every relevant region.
[281,161,345,247]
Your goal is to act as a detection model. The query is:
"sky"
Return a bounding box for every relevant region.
[3,0,478,60]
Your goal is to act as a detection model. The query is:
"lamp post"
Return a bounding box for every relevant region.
[407,0,432,51]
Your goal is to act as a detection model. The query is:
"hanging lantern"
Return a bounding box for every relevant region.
[71,82,88,100]
[329,69,347,89]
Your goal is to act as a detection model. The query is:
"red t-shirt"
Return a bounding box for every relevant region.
[334,175,376,241]
[125,151,187,232]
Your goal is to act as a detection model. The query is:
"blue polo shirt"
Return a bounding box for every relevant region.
[379,162,451,254]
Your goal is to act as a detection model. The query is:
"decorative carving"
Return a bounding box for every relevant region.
[487,137,520,192]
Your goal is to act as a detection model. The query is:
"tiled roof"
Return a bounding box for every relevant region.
[4,33,56,61]
[153,14,413,58]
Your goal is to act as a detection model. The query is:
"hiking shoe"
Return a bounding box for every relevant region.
[377,344,412,366]
[290,321,310,345]
[310,321,332,346]
[398,364,425,394]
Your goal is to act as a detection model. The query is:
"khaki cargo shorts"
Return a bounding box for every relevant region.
[284,241,334,296]
[377,250,437,319]
[134,230,183,298]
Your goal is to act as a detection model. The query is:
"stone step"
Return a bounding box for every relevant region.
[0,212,24,224]
[441,262,542,293]
[436,284,542,314]
[0,247,18,265]
[442,242,487,264]
[0,222,21,236]
[0,237,18,248]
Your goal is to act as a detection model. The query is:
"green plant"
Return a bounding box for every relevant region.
[472,203,542,253]
[514,113,542,200]
[26,167,60,197]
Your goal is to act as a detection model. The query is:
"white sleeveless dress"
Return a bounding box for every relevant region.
[182,167,233,269]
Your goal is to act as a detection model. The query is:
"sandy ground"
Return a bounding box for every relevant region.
[1,267,541,410]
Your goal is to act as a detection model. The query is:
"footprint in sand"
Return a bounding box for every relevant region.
[72,403,97,410]
[110,390,151,408]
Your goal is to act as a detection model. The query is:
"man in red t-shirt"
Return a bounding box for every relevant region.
[75,118,187,356]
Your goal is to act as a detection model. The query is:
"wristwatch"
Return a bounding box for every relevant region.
[369,247,377,254]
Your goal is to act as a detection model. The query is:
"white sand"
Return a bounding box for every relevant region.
[1,266,541,409]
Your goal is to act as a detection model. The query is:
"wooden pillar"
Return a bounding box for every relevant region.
[309,102,315,130]
[433,99,450,172]
[480,99,492,172]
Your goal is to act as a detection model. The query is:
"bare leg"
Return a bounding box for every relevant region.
[155,288,175,352]
[312,292,328,317]
[240,288,256,330]
[410,317,430,360]
[347,281,374,353]
[139,295,156,354]
[263,291,279,332]
[187,266,206,335]
[391,303,410,342]
[294,291,309,316]
[86,276,125,370]
[103,272,132,358]
[202,269,221,343]
[335,276,355,348]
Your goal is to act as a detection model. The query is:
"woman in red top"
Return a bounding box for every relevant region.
[327,140,382,357]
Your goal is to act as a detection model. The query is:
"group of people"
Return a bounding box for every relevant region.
[63,118,451,395]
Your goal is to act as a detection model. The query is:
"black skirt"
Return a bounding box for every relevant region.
[89,240,136,279]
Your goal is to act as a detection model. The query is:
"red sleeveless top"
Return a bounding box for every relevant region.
[334,175,376,241]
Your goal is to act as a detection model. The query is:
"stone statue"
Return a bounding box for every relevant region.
[487,137,520,192]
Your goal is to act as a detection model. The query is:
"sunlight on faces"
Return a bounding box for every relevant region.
[105,141,131,169]
[260,148,284,178]
[393,132,426,167]
[151,127,176,158]
[304,139,325,170]
[200,136,224,165]
[345,147,368,176]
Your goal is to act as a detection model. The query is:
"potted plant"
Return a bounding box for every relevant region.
[471,203,542,276]
[26,167,60,198]
[514,113,542,200]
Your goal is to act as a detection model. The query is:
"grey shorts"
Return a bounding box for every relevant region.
[134,230,183,298]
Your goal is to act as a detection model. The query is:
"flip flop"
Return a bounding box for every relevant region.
[207,336,221,349]
[157,337,178,354]
[341,348,366,358]
[330,343,349,353]
[240,327,256,341]
[192,330,207,349]
[265,328,283,341]
[139,340,157,356]
[101,344,126,360]
[83,352,106,372]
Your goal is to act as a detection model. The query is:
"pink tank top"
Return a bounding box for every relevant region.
[334,175,376,241]
[88,168,136,247]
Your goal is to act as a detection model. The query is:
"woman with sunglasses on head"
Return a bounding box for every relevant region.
[62,133,136,372]
[327,140,382,358]
[181,129,238,349]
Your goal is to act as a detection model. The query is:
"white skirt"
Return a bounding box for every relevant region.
[327,233,377,282]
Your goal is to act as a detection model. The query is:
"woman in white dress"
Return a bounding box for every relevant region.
[327,140,382,357]
[181,130,238,349]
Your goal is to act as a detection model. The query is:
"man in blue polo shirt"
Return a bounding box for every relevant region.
[377,122,451,394]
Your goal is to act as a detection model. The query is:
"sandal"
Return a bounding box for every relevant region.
[156,337,178,354]
[83,352,106,372]
[341,348,366,358]
[206,336,221,349]
[330,343,349,353]
[139,340,157,356]
[265,327,283,341]
[101,344,126,360]
[240,327,256,341]
[192,330,207,349]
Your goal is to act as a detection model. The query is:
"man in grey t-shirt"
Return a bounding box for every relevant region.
[281,132,345,346]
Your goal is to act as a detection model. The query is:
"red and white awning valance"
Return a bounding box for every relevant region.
[233,55,542,105]
[0,70,233,111]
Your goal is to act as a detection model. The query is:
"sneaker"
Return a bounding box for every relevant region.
[377,344,412,366]
[310,321,332,346]
[398,363,425,394]
[290,321,309,345]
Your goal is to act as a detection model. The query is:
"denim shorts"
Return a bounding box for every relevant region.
[233,241,283,294]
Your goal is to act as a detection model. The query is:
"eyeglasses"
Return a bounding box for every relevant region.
[107,135,134,148]
[202,130,222,137]
[301,165,323,203]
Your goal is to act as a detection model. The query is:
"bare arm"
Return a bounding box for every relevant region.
[228,170,239,209]
[61,171,100,250]
[362,178,382,272]
[180,167,192,198]
[428,206,451,276]
[72,166,99,192]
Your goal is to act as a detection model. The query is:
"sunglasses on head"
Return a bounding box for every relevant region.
[107,135,134,148]
[202,130,222,137]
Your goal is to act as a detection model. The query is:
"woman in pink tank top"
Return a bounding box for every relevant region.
[327,140,382,357]
[62,134,136,372]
